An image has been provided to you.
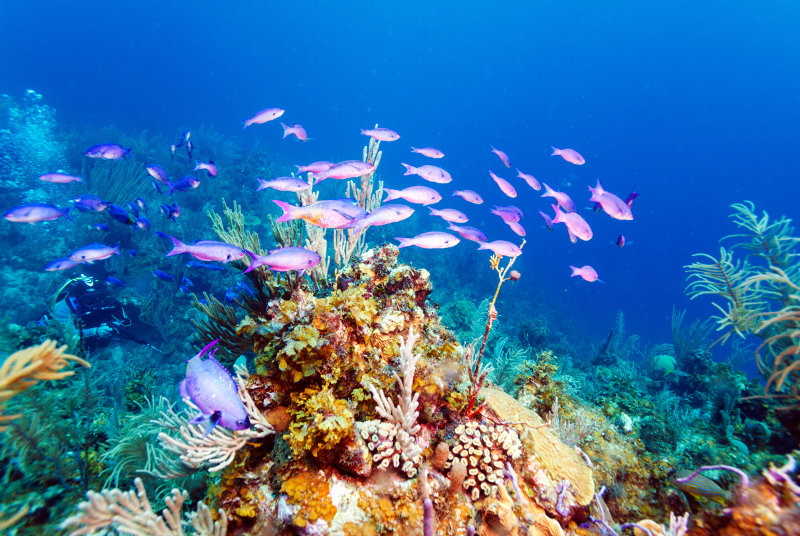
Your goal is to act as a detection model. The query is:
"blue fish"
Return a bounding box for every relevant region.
[155,231,169,239]
[179,285,190,292]
[182,276,194,287]
[152,181,163,194]
[105,275,126,288]
[153,270,175,281]
[159,204,180,222]
[135,197,148,213]
[179,339,251,436]
[107,204,133,225]
[187,260,224,271]
[73,195,107,213]
[94,223,110,232]
[236,281,255,297]
[224,287,236,302]
[128,249,138,256]
[135,216,150,232]
[168,175,200,196]
[125,201,140,218]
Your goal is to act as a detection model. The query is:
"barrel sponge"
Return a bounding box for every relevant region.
[481,388,595,505]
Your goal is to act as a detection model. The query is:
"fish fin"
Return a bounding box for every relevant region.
[280,123,290,138]
[243,250,265,273]
[272,200,297,222]
[189,412,207,424]
[596,279,606,284]
[62,207,73,222]
[242,121,250,130]
[255,178,268,192]
[551,146,560,155]
[567,228,577,244]
[395,237,412,249]
[165,235,186,256]
[401,163,414,176]
[195,339,220,360]
[569,266,580,277]
[332,209,355,221]
[179,380,189,401]
[550,204,562,222]
[594,179,605,194]
[383,188,399,202]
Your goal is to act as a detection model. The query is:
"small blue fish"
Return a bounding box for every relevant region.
[135,197,148,213]
[176,131,190,148]
[236,281,255,297]
[107,204,133,225]
[179,285,190,292]
[153,270,175,282]
[186,140,195,161]
[128,249,138,257]
[152,181,163,194]
[199,298,208,305]
[613,235,633,248]
[159,204,180,222]
[186,260,224,271]
[168,175,200,196]
[182,276,194,287]
[105,275,126,288]
[94,223,110,232]
[224,287,236,302]
[170,144,177,162]
[73,195,108,213]
[179,339,251,436]
[155,231,169,239]
[125,201,140,218]
[135,216,150,232]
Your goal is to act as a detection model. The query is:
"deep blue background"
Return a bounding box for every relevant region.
[1,1,798,352]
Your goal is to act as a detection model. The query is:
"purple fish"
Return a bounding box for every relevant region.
[452,190,483,204]
[73,195,108,213]
[194,160,218,177]
[477,240,522,258]
[256,177,310,192]
[85,144,130,160]
[244,247,321,273]
[516,169,541,191]
[447,224,488,243]
[490,171,517,198]
[491,206,522,223]
[107,204,133,225]
[180,340,251,435]
[588,180,633,221]
[491,146,512,168]
[411,147,444,158]
[401,163,452,184]
[347,204,415,233]
[135,197,148,213]
[4,204,71,224]
[281,123,308,142]
[39,172,84,184]
[44,258,80,272]
[153,269,174,281]
[613,235,633,247]
[147,164,169,184]
[624,188,639,208]
[296,161,335,174]
[505,220,526,237]
[243,107,284,129]
[69,243,121,263]
[551,146,585,165]
[273,199,367,229]
[94,223,110,232]
[428,207,468,223]
[541,183,577,213]
[135,216,151,231]
[538,208,554,231]
[551,204,593,243]
[395,232,460,249]
[125,201,140,218]
[168,175,200,196]
[361,127,400,142]
[313,160,375,183]
[166,236,247,263]
[570,265,601,282]
[384,186,442,206]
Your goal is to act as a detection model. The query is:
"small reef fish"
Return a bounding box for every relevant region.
[588,180,633,221]
[107,204,133,225]
[346,204,415,233]
[224,288,237,302]
[256,177,310,192]
[4,204,71,223]
[281,123,308,142]
[411,147,444,158]
[551,146,585,165]
[153,270,174,281]
[152,181,163,194]
[505,220,526,237]
[296,161,334,174]
[85,143,130,160]
[401,163,452,184]
[446,224,488,243]
[613,235,632,247]
[105,275,125,288]
[428,207,468,223]
[39,172,83,184]
[147,164,169,184]
[491,205,522,223]
[187,260,224,270]
[94,223,110,232]
[166,236,247,263]
[243,107,285,129]
[135,216,150,232]
[69,243,121,263]
[670,470,731,503]
[552,204,593,243]
[168,175,200,196]
[73,195,107,213]
[170,144,177,162]
[452,190,483,204]
[491,146,512,168]
[176,131,190,148]
[194,160,218,177]
[180,339,252,435]
[490,171,517,198]
[128,250,137,256]
[44,258,80,272]
[542,183,577,213]
[361,127,400,142]
[187,140,195,161]
[477,240,522,258]
[155,231,168,239]
[135,197,148,213]
[396,231,460,249]
[538,208,554,231]
[244,246,321,273]
[125,201,140,217]
[236,281,255,297]
[516,169,541,190]
[384,186,442,206]
[273,199,367,229]
[182,277,194,287]
[159,204,180,222]
[313,160,375,183]
[570,265,602,282]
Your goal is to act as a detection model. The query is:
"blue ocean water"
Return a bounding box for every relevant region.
[1,0,798,351]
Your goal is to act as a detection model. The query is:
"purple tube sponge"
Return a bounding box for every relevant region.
[423,498,434,536]
[676,465,750,488]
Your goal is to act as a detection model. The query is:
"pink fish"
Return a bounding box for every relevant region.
[193,160,218,177]
[541,183,577,213]
[504,220,526,237]
[411,147,444,158]
[551,146,585,165]
[347,204,415,233]
[516,169,540,190]
[477,240,522,258]
[69,243,121,263]
[243,107,284,129]
[401,163,452,184]
[491,146,512,168]
[313,160,375,183]
[281,123,308,142]
[384,186,442,205]
[551,204,593,243]
[452,190,483,204]
[273,199,367,229]
[256,177,311,192]
[588,180,633,220]
[428,207,468,223]
[244,247,321,273]
[166,236,247,263]
[296,161,335,174]
[490,206,521,223]
[39,172,83,184]
[361,127,400,142]
[490,171,517,198]
[570,265,602,282]
[447,224,488,243]
[396,231,460,249]
[538,208,554,231]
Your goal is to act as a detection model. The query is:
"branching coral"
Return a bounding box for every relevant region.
[81,160,150,207]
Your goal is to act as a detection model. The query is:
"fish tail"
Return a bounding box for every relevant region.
[360,129,368,135]
[243,250,265,273]
[113,242,121,256]
[569,266,580,277]
[411,147,418,153]
[401,163,415,176]
[542,182,555,197]
[395,237,413,249]
[281,122,290,138]
[476,241,489,251]
[165,235,187,257]
[383,188,400,202]
[272,200,298,223]
[256,178,268,192]
[427,207,437,215]
[242,120,251,130]
[550,204,562,222]
[62,207,73,222]
[551,146,560,155]
[196,339,220,359]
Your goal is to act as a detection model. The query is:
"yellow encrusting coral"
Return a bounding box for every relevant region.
[281,472,337,528]
[288,387,355,457]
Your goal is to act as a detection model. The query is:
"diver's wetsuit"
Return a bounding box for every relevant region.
[53,278,129,350]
